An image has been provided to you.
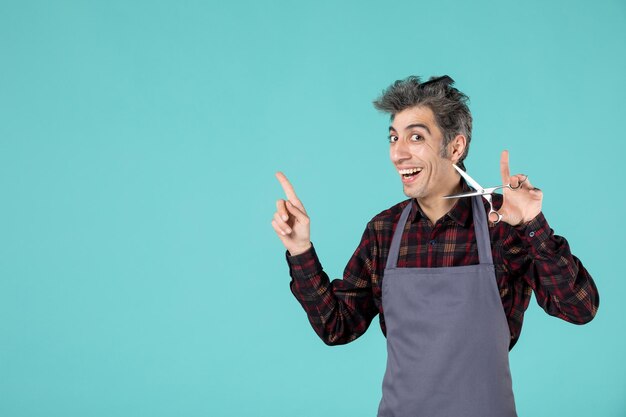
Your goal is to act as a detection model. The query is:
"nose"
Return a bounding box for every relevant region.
[390,139,411,164]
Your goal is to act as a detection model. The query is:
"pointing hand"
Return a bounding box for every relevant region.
[272,172,312,256]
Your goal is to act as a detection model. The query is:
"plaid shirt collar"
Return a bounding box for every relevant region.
[409,181,472,227]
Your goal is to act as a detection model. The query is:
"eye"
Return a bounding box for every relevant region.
[410,134,423,142]
[388,135,399,144]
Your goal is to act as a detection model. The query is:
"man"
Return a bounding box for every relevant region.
[271,75,599,417]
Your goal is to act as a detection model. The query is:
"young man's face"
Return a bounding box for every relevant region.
[389,105,459,200]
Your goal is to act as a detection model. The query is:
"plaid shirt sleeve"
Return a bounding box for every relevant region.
[286,226,379,345]
[501,212,599,323]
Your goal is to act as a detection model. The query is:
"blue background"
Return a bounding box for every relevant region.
[1,0,624,415]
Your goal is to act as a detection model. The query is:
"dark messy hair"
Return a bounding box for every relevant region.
[373,75,472,170]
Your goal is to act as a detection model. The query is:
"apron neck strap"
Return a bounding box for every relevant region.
[385,201,413,269]
[385,196,493,269]
[471,195,494,265]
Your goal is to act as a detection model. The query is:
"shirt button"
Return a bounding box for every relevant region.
[429,240,436,245]
[529,231,535,237]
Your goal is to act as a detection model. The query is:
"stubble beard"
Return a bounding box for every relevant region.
[402,182,426,199]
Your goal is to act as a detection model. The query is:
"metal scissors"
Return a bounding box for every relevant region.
[443,164,526,224]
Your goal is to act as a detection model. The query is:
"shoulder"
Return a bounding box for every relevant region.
[484,193,517,239]
[476,192,504,215]
[491,192,504,208]
[366,199,412,233]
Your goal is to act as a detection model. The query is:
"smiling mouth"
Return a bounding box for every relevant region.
[398,167,422,179]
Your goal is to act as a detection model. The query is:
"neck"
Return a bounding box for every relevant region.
[417,177,464,225]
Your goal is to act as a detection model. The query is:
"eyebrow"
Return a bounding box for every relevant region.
[388,123,431,134]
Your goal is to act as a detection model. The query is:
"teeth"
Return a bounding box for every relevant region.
[398,168,422,175]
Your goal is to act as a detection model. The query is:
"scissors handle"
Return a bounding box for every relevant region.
[489,208,503,224]
[482,193,504,224]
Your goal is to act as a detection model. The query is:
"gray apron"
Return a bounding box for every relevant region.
[377,196,517,417]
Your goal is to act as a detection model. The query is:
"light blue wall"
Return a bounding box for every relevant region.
[1,1,624,416]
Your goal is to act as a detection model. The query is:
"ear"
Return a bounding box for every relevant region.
[447,134,467,164]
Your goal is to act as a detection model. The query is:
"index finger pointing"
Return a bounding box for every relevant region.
[275,171,299,202]
[500,150,511,184]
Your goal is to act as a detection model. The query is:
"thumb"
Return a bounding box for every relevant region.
[286,201,308,223]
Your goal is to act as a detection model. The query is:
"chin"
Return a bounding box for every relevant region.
[403,186,424,199]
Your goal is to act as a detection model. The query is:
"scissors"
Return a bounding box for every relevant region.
[443,164,526,224]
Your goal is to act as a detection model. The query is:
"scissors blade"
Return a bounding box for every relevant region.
[443,190,485,199]
[452,164,483,192]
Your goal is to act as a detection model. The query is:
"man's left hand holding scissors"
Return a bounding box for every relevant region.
[495,150,543,226]
[446,150,543,226]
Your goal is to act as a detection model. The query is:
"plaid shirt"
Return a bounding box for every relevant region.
[286,193,599,350]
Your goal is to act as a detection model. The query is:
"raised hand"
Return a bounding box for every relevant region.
[272,172,312,256]
[494,150,543,226]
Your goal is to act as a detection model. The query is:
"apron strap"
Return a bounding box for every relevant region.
[385,201,413,270]
[471,195,494,265]
[385,196,494,270]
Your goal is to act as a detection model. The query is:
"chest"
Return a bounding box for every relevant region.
[393,219,486,268]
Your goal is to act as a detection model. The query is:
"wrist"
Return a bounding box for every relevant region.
[516,212,542,228]
[288,242,312,257]
[513,212,550,244]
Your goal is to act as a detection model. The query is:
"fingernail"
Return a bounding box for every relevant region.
[281,231,286,236]
[282,215,288,221]
[285,228,292,234]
